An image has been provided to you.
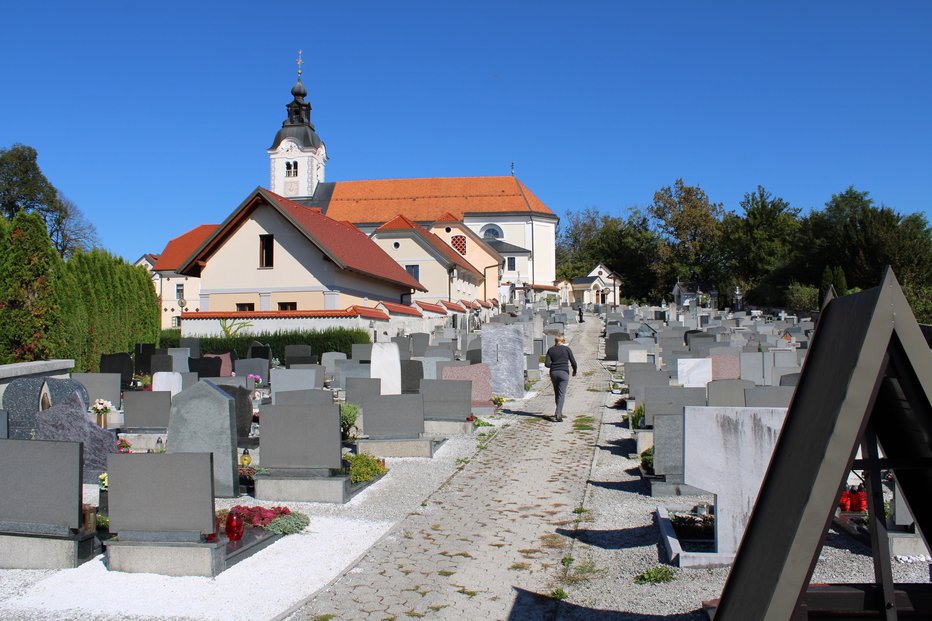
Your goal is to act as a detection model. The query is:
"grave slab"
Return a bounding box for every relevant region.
[481,323,524,399]
[370,342,402,395]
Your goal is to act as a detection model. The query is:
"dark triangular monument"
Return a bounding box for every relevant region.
[715,268,932,620]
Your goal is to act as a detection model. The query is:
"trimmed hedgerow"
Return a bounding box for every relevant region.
[158,328,370,359]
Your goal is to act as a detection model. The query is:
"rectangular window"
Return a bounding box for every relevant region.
[405,264,420,281]
[507,257,516,271]
[175,283,185,300]
[236,303,255,312]
[259,234,274,268]
[278,302,297,311]
[171,316,181,328]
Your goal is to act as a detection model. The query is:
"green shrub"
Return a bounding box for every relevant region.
[264,511,310,535]
[158,328,370,360]
[634,565,676,584]
[345,452,387,483]
[640,446,654,474]
[784,281,819,312]
[629,404,645,429]
[340,403,360,440]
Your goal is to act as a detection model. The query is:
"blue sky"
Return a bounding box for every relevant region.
[2,1,930,261]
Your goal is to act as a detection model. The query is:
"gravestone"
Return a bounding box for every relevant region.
[181,371,199,391]
[204,352,234,377]
[247,341,272,361]
[351,343,373,362]
[779,373,801,387]
[333,360,370,389]
[625,363,672,405]
[370,342,402,395]
[400,360,424,394]
[604,332,632,361]
[677,358,713,388]
[707,379,755,407]
[744,386,795,408]
[72,373,121,408]
[275,389,334,408]
[167,348,191,373]
[346,377,382,408]
[362,394,425,439]
[421,379,472,422]
[481,323,525,398]
[288,363,325,387]
[100,353,135,388]
[321,352,347,379]
[442,363,494,409]
[36,392,116,483]
[0,409,6,439]
[739,352,765,385]
[150,354,174,375]
[44,379,90,411]
[464,349,482,364]
[271,368,316,404]
[436,360,469,378]
[642,386,707,427]
[134,343,156,375]
[179,337,201,358]
[711,353,741,380]
[417,356,450,381]
[260,404,342,470]
[215,383,254,445]
[2,379,66,438]
[284,344,314,367]
[410,333,430,357]
[526,353,541,380]
[123,391,172,430]
[167,381,239,497]
[683,406,787,558]
[424,345,454,360]
[233,358,270,384]
[391,336,412,355]
[617,342,649,364]
[188,357,222,379]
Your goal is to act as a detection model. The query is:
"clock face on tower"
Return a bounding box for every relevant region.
[285,181,298,196]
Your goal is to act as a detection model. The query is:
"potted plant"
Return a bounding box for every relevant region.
[91,399,114,428]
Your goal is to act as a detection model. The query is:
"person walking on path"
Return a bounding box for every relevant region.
[545,334,577,422]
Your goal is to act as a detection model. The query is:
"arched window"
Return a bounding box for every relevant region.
[481,224,503,239]
[285,161,298,177]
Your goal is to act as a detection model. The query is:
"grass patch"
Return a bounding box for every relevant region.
[561,556,574,567]
[582,370,595,376]
[437,570,456,577]
[540,534,563,549]
[428,605,448,612]
[405,611,426,618]
[518,548,541,556]
[573,506,588,514]
[457,587,478,597]
[586,387,604,392]
[634,565,677,584]
[473,417,493,427]
[312,615,336,621]
[509,562,531,571]
[573,415,596,431]
[439,551,473,558]
[550,588,569,600]
[563,559,602,584]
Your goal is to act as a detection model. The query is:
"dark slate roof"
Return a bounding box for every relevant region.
[270,124,324,151]
[572,276,599,285]
[485,239,531,255]
[292,182,337,210]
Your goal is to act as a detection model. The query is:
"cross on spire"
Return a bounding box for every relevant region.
[296,49,304,77]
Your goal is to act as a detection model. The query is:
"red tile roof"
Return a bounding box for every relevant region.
[460,299,480,310]
[378,301,423,317]
[476,299,492,309]
[349,305,391,321]
[415,301,448,315]
[180,307,381,320]
[441,300,468,313]
[375,214,483,279]
[326,176,555,224]
[433,212,461,223]
[153,224,217,272]
[529,283,560,291]
[179,188,426,292]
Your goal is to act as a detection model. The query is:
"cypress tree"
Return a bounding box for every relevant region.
[0,211,61,361]
[833,265,848,295]
[0,216,10,363]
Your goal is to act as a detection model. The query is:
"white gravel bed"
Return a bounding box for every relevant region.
[0,433,480,621]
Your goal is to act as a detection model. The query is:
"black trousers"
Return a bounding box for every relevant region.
[550,370,570,417]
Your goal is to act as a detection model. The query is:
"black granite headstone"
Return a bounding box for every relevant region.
[179,337,201,359]
[150,354,174,374]
[134,343,156,375]
[2,377,46,440]
[400,360,424,394]
[100,353,134,388]
[216,383,254,446]
[188,356,222,379]
[44,378,90,410]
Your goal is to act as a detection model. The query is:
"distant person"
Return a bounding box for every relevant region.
[578,306,584,323]
[545,334,577,422]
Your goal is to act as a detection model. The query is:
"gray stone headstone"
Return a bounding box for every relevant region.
[179,337,201,359]
[233,358,270,385]
[44,378,90,411]
[215,383,253,445]
[333,360,370,389]
[71,373,121,408]
[421,379,473,422]
[391,336,412,354]
[410,333,430,357]
[346,378,381,408]
[167,348,191,373]
[351,343,373,362]
[400,360,424,394]
[167,381,239,497]
[181,371,199,391]
[0,438,82,536]
[2,378,47,439]
[275,389,334,408]
[744,386,795,408]
[284,344,313,363]
[604,332,632,361]
[423,346,454,360]
[779,373,801,387]
[271,368,317,404]
[260,404,342,470]
[707,379,755,407]
[35,391,116,484]
[150,354,174,374]
[642,386,707,427]
[288,364,326,388]
[653,414,685,478]
[108,452,215,540]
[0,409,7,439]
[416,356,450,381]
[740,352,765,385]
[464,349,482,364]
[321,352,347,378]
[123,391,172,430]
[362,394,424,440]
[481,323,525,399]
[624,363,671,405]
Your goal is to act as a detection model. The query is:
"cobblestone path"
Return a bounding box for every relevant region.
[289,316,609,621]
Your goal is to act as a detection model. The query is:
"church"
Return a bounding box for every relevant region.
[264,64,559,302]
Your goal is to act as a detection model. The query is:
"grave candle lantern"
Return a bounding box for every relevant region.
[225,511,245,542]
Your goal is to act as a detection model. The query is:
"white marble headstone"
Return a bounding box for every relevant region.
[152,372,183,398]
[677,358,712,388]
[370,342,402,395]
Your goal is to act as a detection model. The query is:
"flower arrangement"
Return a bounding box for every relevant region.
[491,395,507,409]
[132,373,152,388]
[98,472,108,491]
[117,438,132,453]
[91,399,113,415]
[225,504,310,534]
[247,374,263,386]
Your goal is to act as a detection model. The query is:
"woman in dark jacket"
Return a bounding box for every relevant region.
[545,334,577,422]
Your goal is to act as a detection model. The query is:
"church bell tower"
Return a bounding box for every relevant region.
[268,50,327,198]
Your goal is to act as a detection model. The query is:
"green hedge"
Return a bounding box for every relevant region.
[158,328,371,359]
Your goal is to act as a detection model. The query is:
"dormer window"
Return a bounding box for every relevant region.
[285,161,298,177]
